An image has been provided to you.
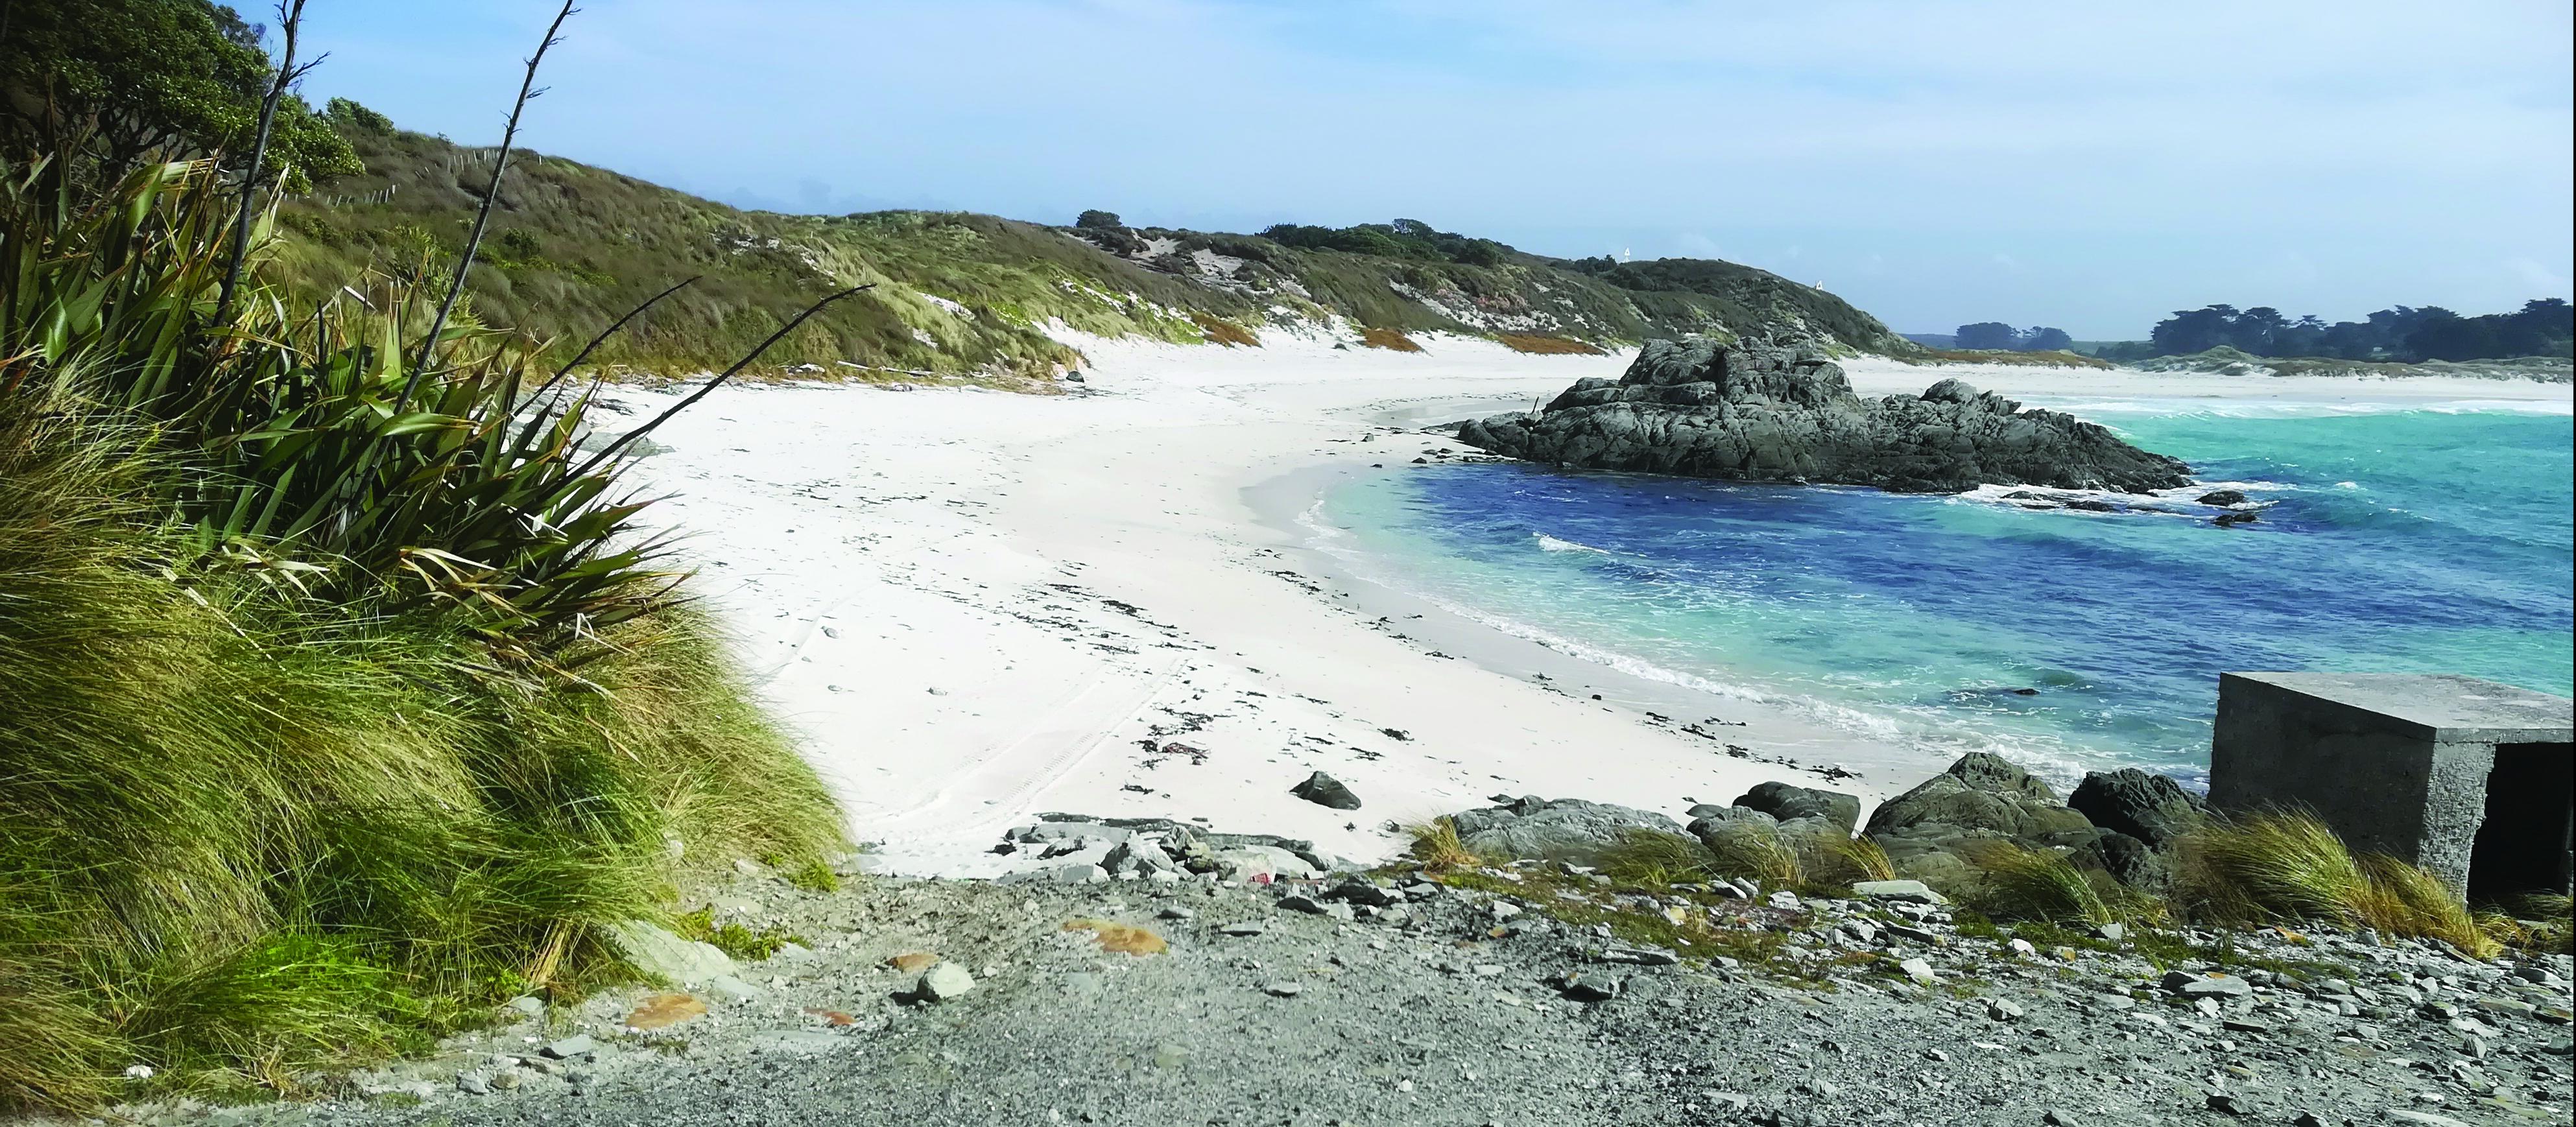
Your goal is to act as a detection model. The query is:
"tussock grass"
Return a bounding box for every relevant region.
[1698,822,1802,888]
[1974,844,2114,927]
[1496,333,1606,356]
[1404,818,1484,872]
[1598,830,1721,887]
[1358,327,1424,353]
[2174,811,2505,958]
[1819,835,1897,885]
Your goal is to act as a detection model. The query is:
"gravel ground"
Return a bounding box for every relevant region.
[93,862,2576,1127]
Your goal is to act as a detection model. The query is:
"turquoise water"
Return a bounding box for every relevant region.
[1316,399,2573,787]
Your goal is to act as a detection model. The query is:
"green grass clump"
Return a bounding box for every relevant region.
[1974,844,2115,927]
[1698,822,1803,888]
[2174,811,2505,958]
[671,908,806,964]
[1403,818,1486,872]
[1597,829,1722,887]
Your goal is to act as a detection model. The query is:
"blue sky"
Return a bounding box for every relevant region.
[294,1,2571,338]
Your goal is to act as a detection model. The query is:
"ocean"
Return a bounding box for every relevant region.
[1309,397,2574,789]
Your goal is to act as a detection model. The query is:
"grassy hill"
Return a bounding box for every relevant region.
[269,119,1918,381]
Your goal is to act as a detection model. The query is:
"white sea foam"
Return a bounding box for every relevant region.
[1535,533,1611,554]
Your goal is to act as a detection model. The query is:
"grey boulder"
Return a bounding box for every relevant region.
[1449,796,1684,864]
[1455,337,2191,494]
[2068,768,2206,849]
[1733,781,1861,832]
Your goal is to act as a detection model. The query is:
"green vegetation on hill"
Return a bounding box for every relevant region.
[263,114,1916,376]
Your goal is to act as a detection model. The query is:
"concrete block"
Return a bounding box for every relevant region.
[2209,672,2572,898]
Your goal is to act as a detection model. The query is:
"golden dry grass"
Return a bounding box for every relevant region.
[2175,811,2504,957]
[1975,843,2114,926]
[1699,822,1802,888]
[1359,327,1424,352]
[1405,818,1485,872]
[1496,333,1606,355]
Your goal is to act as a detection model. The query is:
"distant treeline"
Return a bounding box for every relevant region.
[2094,300,2573,363]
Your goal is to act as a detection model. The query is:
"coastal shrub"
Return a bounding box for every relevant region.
[1817,835,1896,886]
[1974,844,2115,927]
[1,58,842,1114]
[2173,812,2503,957]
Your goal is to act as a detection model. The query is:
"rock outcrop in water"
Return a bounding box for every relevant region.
[1456,337,2193,493]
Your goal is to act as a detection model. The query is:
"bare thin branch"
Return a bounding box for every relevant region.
[527,285,873,520]
[396,0,578,405]
[214,0,307,327]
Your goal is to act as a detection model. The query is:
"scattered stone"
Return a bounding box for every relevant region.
[1263,981,1304,998]
[604,920,735,987]
[1217,922,1267,937]
[456,1071,491,1096]
[1850,880,1947,905]
[540,1034,597,1060]
[2205,1091,2254,1116]
[917,962,976,1002]
[504,995,545,1018]
[2163,971,2253,999]
[1290,771,1363,810]
[1599,946,1680,967]
[1556,971,1622,1002]
[1900,958,1939,986]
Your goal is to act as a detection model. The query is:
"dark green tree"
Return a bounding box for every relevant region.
[1953,321,2019,350]
[0,0,359,186]
[2018,326,2073,351]
[1073,209,1125,230]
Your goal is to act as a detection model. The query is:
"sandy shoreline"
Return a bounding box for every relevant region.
[606,335,2571,877]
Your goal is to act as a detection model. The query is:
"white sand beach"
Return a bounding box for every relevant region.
[606,337,2573,876]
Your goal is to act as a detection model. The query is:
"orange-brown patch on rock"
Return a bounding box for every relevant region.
[888,951,939,973]
[1064,919,1169,956]
[1191,313,1261,348]
[626,993,708,1031]
[1496,333,1606,355]
[803,1007,857,1026]
[1358,327,1424,353]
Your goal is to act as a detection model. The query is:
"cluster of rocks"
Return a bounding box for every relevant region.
[1424,753,2201,907]
[217,820,2573,1127]
[1455,337,2194,493]
[987,813,1349,886]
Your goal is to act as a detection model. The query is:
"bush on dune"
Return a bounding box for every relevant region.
[1,134,841,1111]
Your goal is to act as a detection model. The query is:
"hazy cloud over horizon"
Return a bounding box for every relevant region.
[300,0,2572,338]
